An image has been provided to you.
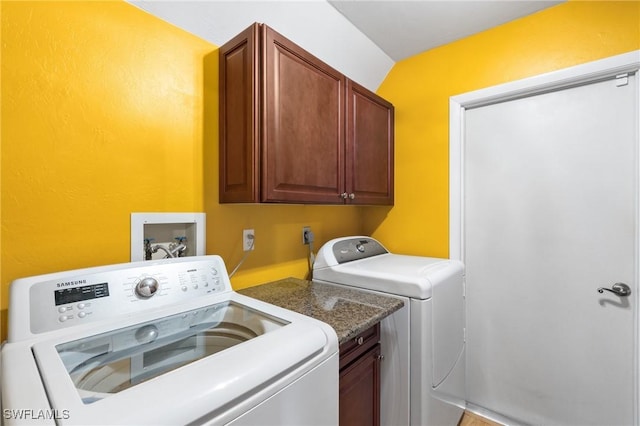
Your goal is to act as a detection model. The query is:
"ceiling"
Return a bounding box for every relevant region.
[328,0,564,61]
[129,0,565,90]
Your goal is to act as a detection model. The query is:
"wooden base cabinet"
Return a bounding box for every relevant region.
[339,324,381,426]
[219,23,393,205]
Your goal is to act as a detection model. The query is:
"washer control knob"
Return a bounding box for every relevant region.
[135,277,159,298]
[356,244,365,253]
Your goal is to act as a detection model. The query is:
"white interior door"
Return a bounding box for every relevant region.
[461,70,638,425]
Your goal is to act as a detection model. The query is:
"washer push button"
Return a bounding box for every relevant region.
[58,304,74,322]
[58,313,74,322]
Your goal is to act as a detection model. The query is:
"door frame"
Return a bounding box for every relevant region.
[449,50,640,423]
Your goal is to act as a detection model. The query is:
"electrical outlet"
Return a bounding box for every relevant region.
[243,229,255,251]
[302,226,312,245]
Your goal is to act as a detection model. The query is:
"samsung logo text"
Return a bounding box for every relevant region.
[56,280,86,288]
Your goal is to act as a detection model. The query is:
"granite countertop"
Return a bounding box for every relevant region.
[238,277,404,345]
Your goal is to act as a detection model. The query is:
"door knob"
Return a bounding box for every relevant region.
[597,282,631,297]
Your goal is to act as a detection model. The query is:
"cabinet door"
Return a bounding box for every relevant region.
[339,343,381,426]
[219,24,260,203]
[262,26,346,203]
[346,80,394,205]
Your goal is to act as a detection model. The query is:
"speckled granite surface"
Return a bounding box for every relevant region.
[238,277,404,345]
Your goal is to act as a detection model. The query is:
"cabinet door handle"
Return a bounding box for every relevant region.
[349,193,355,200]
[356,336,364,345]
[340,192,349,199]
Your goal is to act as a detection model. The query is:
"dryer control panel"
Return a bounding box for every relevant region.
[9,256,232,337]
[318,237,389,265]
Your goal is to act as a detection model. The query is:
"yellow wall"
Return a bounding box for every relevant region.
[371,0,640,258]
[0,1,363,340]
[2,0,639,341]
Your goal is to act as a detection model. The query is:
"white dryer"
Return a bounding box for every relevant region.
[313,236,465,426]
[1,255,338,425]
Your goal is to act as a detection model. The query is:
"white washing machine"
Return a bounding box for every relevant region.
[1,255,338,425]
[313,236,465,426]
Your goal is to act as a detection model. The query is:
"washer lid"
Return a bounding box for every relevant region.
[53,300,287,402]
[314,252,458,299]
[24,294,336,425]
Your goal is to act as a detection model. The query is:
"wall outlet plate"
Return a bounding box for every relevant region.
[302,226,312,245]
[243,229,255,251]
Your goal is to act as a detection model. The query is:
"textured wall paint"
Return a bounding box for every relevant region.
[0,1,364,340]
[370,0,640,258]
[0,0,211,339]
[5,0,636,342]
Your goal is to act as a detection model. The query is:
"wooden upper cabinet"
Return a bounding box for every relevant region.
[219,23,393,205]
[346,80,394,205]
[262,26,345,203]
[219,24,260,203]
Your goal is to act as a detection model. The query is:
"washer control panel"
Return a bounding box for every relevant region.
[24,256,231,334]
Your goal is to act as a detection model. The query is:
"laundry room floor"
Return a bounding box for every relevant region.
[459,411,503,426]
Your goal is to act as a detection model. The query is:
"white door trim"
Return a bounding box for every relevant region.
[449,49,640,424]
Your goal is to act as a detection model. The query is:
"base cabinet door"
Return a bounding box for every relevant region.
[339,343,381,426]
[339,324,381,426]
